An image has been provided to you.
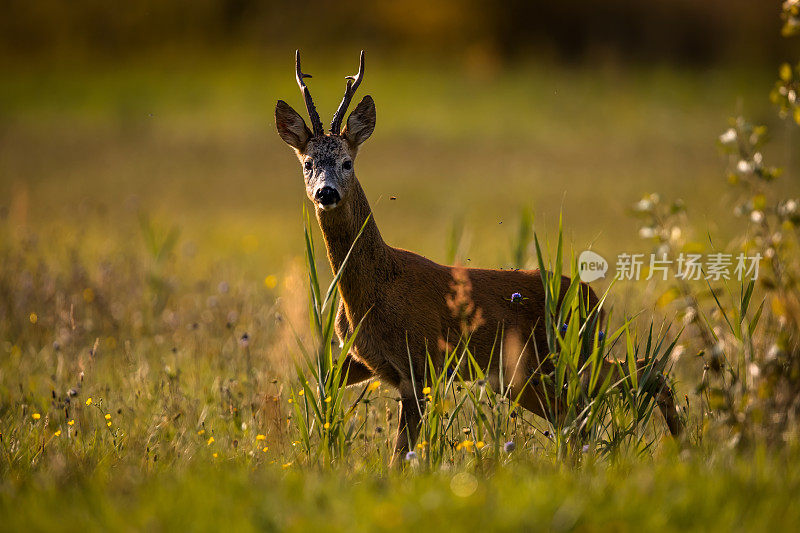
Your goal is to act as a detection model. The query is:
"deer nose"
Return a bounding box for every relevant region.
[314,186,341,208]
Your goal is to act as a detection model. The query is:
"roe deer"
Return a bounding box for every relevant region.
[275,51,682,464]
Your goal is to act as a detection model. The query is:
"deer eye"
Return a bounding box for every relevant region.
[342,160,352,171]
[304,160,313,172]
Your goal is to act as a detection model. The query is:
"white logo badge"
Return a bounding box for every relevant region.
[578,250,608,283]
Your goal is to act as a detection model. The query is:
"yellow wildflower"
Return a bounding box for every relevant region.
[104,414,111,420]
[212,452,218,458]
[256,434,266,441]
[207,436,215,445]
[68,419,75,426]
[422,387,431,395]
[85,398,92,406]
[106,421,112,427]
[197,429,205,435]
[29,313,38,324]
[262,447,268,453]
[368,381,381,392]
[32,413,41,420]
[282,462,293,469]
[54,430,62,437]
[476,441,486,449]
[324,396,331,403]
[288,398,293,404]
[263,275,278,289]
[298,390,304,396]
[323,422,330,429]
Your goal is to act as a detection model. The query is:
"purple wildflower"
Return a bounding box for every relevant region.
[582,444,590,453]
[560,323,568,334]
[511,292,523,303]
[503,440,516,453]
[598,331,605,341]
[405,451,417,461]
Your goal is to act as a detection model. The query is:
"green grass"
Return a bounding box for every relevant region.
[2,55,800,530]
[4,449,800,532]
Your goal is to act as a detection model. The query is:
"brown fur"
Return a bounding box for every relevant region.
[276,72,682,465]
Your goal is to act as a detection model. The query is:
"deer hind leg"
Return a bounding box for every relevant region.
[641,363,683,437]
[507,354,682,437]
[600,358,682,437]
[499,340,567,428]
[389,385,424,467]
[512,376,569,429]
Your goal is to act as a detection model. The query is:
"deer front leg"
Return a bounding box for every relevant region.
[334,300,351,347]
[341,354,373,386]
[390,386,424,467]
[335,301,375,386]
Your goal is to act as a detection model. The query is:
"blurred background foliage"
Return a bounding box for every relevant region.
[1,0,798,280]
[0,0,794,66]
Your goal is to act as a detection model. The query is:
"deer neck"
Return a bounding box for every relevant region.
[316,178,393,316]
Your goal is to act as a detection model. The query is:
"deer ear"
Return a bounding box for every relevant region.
[275,100,312,151]
[342,95,376,148]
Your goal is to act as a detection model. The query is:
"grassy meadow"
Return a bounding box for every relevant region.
[2,52,800,530]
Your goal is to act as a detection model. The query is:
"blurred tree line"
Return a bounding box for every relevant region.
[0,0,793,65]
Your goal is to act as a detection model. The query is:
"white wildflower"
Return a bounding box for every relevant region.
[719,128,737,145]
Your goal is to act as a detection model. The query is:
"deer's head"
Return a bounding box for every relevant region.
[276,51,376,211]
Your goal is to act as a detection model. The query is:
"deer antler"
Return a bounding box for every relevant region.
[295,50,324,137]
[330,51,365,135]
